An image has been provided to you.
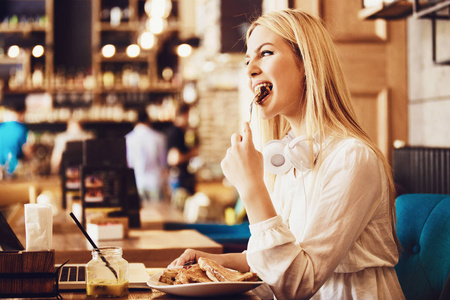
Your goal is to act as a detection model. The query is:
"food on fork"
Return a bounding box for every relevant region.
[158,258,259,285]
[198,257,259,282]
[254,83,272,104]
[250,83,272,122]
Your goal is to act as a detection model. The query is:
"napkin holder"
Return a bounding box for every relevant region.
[0,250,60,298]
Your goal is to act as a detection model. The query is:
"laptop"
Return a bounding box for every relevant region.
[57,262,150,290]
[0,212,150,290]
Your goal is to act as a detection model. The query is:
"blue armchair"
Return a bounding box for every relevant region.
[395,194,450,300]
[163,222,251,253]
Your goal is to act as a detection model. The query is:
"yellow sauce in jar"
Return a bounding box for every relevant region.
[86,279,129,298]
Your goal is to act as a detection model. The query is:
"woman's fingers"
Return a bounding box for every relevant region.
[230,122,253,148]
[241,122,253,144]
[167,249,197,268]
[230,132,242,147]
[167,249,213,268]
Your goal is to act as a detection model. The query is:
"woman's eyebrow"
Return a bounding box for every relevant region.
[245,42,274,58]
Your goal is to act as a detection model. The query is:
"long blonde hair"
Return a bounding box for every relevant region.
[247,9,399,248]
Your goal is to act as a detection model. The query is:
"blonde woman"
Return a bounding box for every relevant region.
[169,9,404,299]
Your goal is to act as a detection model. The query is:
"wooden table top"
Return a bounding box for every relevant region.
[59,290,260,299]
[59,267,260,300]
[10,201,221,268]
[15,268,261,299]
[15,229,222,268]
[60,266,260,299]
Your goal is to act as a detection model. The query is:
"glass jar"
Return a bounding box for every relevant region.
[86,246,129,298]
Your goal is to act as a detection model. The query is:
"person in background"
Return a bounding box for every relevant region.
[0,102,32,176]
[125,108,168,204]
[50,119,94,175]
[166,103,199,196]
[168,9,404,300]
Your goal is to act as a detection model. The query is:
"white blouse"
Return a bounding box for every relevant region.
[246,134,405,300]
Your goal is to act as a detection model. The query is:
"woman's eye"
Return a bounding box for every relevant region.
[261,50,273,57]
[244,50,273,65]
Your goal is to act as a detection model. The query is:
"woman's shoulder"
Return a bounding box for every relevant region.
[322,136,379,164]
[338,136,369,148]
[314,137,384,182]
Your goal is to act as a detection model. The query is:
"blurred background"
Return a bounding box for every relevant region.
[1,0,449,226]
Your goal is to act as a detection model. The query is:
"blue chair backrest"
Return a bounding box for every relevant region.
[395,194,450,300]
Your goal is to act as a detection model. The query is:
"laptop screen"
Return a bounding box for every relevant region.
[0,212,25,251]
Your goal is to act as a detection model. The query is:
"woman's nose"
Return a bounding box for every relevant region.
[246,60,260,78]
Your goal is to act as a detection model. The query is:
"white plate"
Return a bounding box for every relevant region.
[147,270,263,297]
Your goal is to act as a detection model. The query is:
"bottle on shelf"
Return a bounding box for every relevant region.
[32,64,44,89]
[110,7,122,27]
[103,69,115,89]
[128,66,140,88]
[122,64,132,88]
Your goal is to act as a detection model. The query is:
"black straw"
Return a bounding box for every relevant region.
[69,212,118,280]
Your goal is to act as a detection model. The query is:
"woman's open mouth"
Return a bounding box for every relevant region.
[254,83,273,104]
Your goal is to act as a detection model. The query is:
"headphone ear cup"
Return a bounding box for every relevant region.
[262,140,292,175]
[284,137,313,171]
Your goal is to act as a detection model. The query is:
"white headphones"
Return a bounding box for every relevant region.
[263,135,318,175]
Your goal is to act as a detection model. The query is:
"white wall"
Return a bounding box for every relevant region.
[407,17,450,147]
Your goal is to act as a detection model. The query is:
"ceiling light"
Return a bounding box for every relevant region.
[32,45,44,58]
[139,32,155,49]
[177,44,192,57]
[7,45,20,58]
[126,44,140,58]
[102,44,116,58]
[147,17,164,34]
[145,0,172,18]
[183,82,198,104]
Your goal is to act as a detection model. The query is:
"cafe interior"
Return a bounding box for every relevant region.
[0,0,449,299]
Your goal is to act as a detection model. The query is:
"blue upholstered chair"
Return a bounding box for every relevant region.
[163,221,251,253]
[395,194,450,300]
[164,198,251,253]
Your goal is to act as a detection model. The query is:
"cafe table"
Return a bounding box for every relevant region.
[56,268,261,299]
[15,228,223,268]
[10,218,260,299]
[58,290,260,299]
[11,201,223,268]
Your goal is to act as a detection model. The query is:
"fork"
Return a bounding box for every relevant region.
[249,97,256,123]
[249,92,261,123]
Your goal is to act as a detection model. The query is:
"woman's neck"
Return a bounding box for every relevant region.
[288,118,307,137]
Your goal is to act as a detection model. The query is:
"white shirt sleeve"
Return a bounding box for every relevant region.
[246,139,394,300]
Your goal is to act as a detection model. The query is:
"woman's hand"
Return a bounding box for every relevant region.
[220,122,265,197]
[168,250,250,273]
[221,122,277,224]
[167,249,219,268]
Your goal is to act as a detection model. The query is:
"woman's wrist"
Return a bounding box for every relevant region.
[221,253,249,272]
[239,185,277,224]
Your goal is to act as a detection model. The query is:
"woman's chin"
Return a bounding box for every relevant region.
[260,114,275,121]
